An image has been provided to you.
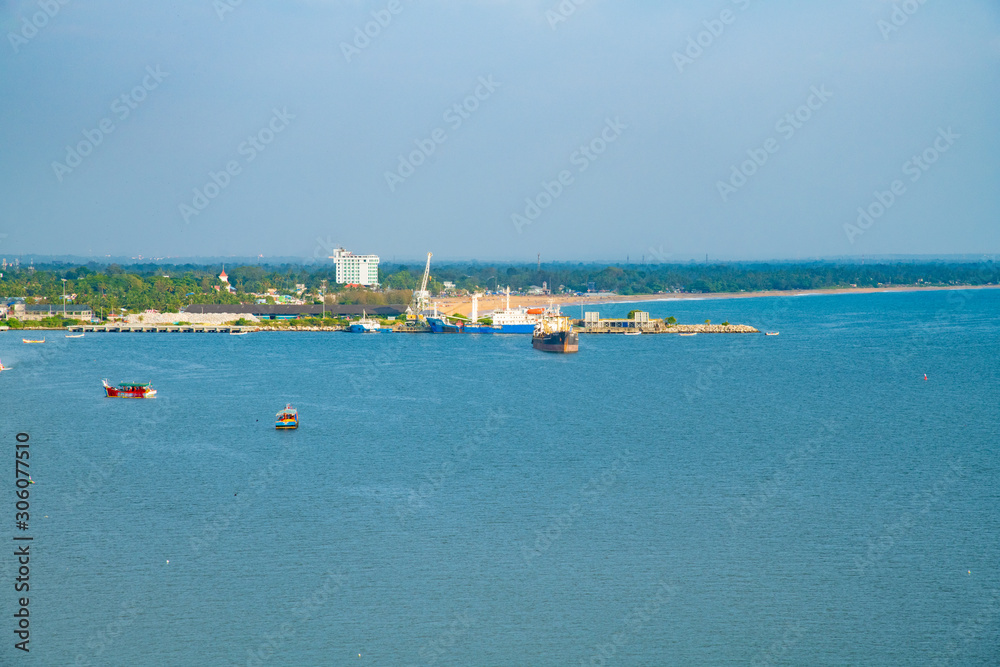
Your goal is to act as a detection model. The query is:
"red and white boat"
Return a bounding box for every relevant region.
[103,379,157,398]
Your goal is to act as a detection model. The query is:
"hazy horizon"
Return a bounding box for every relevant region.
[2,1,998,261]
[2,253,997,270]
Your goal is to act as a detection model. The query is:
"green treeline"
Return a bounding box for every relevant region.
[383,260,999,296]
[0,260,996,314]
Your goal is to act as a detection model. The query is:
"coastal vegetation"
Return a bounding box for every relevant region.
[407,260,999,296]
[0,260,995,317]
[3,317,82,329]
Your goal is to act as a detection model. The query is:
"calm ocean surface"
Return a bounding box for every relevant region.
[1,289,998,666]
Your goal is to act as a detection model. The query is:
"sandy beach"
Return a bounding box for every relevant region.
[437,284,998,317]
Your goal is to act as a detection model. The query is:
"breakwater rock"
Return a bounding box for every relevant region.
[258,325,345,331]
[671,324,758,333]
[579,323,759,334]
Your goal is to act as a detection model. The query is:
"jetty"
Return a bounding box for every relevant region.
[66,324,257,334]
[64,324,349,333]
[577,311,758,334]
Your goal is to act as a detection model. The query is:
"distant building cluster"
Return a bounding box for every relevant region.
[331,247,379,286]
[0,301,95,321]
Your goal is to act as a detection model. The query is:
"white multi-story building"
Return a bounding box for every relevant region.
[331,247,379,286]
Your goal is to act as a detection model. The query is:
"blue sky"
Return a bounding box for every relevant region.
[1,0,998,261]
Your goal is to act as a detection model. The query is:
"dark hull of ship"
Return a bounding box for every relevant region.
[532,330,579,353]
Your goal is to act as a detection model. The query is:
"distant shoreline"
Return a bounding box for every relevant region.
[438,284,999,316]
[4,285,995,328]
[567,283,1000,305]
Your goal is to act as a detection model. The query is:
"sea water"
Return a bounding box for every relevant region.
[1,289,997,665]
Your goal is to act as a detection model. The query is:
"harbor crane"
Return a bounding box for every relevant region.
[409,252,432,317]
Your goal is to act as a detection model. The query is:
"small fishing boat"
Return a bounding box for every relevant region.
[765,332,780,336]
[679,333,697,337]
[0,359,8,372]
[103,380,157,398]
[623,329,641,336]
[65,333,85,338]
[229,330,251,336]
[275,404,298,429]
[22,338,45,344]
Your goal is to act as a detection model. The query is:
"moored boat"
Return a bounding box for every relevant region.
[275,404,298,429]
[532,315,578,353]
[394,319,431,333]
[348,310,381,333]
[103,379,157,398]
[429,295,499,333]
[22,338,45,344]
[489,288,540,333]
[463,322,500,334]
[427,316,460,333]
[65,333,85,338]
[765,332,780,336]
[428,317,499,334]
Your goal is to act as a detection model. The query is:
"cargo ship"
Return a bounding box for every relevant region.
[103,380,157,398]
[429,295,499,333]
[488,289,542,334]
[428,317,498,334]
[428,317,458,333]
[532,315,578,353]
